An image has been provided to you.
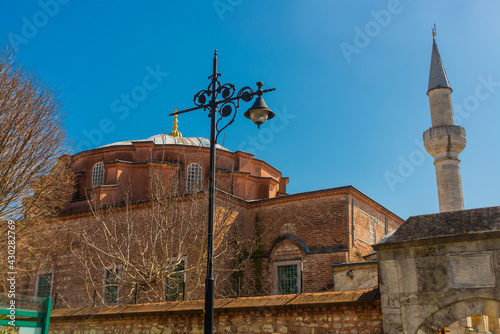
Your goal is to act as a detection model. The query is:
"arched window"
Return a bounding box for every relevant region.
[91,162,104,188]
[186,163,202,193]
[270,237,307,295]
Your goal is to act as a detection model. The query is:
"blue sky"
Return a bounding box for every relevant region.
[2,1,499,219]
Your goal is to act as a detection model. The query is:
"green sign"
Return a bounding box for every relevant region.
[0,294,52,334]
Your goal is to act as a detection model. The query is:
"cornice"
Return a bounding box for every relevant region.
[57,190,248,220]
[105,160,180,169]
[217,170,280,185]
[57,185,402,224]
[246,186,352,208]
[72,145,136,160]
[346,188,404,223]
[244,186,403,222]
[374,230,500,251]
[73,143,285,180]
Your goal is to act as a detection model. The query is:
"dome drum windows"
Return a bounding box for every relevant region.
[186,163,202,193]
[91,162,104,188]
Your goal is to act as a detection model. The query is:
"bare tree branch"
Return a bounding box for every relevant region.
[0,46,70,293]
[70,149,257,306]
[0,46,68,221]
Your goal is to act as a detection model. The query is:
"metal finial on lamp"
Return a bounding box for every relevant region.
[244,82,275,128]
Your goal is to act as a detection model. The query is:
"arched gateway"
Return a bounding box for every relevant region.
[417,298,500,333]
[374,206,500,334]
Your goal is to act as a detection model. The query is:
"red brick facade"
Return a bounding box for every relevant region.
[18,135,403,310]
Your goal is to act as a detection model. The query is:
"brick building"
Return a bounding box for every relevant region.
[20,124,403,309]
[9,30,499,334]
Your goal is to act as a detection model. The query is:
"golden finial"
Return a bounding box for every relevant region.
[168,108,182,137]
[432,24,436,39]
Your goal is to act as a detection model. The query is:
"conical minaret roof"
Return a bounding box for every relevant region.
[428,31,451,93]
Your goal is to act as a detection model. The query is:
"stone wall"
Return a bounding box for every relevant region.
[49,290,383,334]
[331,262,378,292]
[374,207,500,334]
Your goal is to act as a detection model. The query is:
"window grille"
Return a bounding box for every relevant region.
[165,262,185,302]
[186,163,202,192]
[104,268,120,305]
[91,162,104,187]
[370,221,376,244]
[36,273,53,298]
[277,265,298,294]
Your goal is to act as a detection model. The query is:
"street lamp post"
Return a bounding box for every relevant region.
[170,50,275,334]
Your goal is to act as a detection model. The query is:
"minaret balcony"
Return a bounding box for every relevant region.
[423,125,466,159]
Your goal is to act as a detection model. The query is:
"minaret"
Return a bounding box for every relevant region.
[423,27,466,212]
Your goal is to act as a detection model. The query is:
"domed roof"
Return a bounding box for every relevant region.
[99,134,231,151]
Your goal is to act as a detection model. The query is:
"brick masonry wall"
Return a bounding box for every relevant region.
[239,195,350,295]
[15,197,248,308]
[351,207,377,262]
[49,291,383,334]
[253,195,349,253]
[229,191,403,296]
[348,194,402,262]
[16,187,403,309]
[301,253,347,292]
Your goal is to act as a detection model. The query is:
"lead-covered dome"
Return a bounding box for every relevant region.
[99,134,231,151]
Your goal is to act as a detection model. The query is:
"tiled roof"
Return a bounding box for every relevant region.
[51,288,380,318]
[386,206,500,243]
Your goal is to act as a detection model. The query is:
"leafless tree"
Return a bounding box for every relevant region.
[0,47,69,221]
[0,46,71,292]
[71,153,257,306]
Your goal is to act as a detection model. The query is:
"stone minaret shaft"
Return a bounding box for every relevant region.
[423,31,466,212]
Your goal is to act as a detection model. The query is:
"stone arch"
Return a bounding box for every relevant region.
[268,236,310,258]
[268,237,309,295]
[416,298,500,334]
